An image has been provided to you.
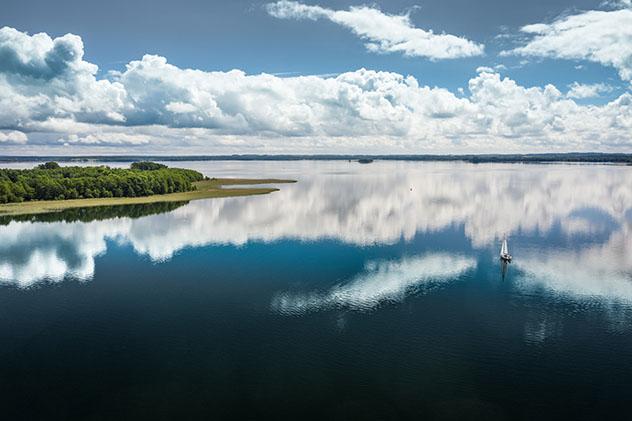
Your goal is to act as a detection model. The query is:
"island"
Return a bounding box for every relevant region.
[0,161,296,216]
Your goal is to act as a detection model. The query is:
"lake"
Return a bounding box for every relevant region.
[1,160,632,420]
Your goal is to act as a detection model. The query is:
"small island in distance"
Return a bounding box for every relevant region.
[0,161,296,216]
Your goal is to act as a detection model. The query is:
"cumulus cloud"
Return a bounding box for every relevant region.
[265,1,484,60]
[0,130,27,144]
[0,27,128,133]
[507,8,632,83]
[0,27,631,152]
[566,82,614,99]
[0,26,90,80]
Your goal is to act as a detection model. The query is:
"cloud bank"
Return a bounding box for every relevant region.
[265,1,484,60]
[0,26,631,152]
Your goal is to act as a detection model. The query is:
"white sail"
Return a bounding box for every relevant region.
[500,239,508,256]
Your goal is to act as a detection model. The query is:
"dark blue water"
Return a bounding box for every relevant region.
[1,161,631,420]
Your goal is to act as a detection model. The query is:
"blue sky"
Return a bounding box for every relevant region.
[0,0,631,154]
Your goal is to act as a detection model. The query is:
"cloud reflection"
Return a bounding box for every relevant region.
[271,253,476,314]
[1,161,632,290]
[515,223,632,302]
[0,219,129,287]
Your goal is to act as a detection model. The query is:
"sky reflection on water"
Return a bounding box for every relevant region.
[1,161,631,309]
[271,253,477,314]
[2,161,632,419]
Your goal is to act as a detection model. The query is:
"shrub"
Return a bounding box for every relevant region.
[37,162,61,170]
[130,161,167,171]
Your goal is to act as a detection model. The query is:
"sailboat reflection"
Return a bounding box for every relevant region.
[501,259,509,280]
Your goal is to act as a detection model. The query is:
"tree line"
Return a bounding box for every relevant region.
[0,162,205,204]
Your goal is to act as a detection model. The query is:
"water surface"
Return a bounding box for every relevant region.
[1,161,631,420]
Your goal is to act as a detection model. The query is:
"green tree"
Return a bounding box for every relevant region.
[37,162,61,170]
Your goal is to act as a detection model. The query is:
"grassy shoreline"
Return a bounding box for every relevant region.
[0,178,296,217]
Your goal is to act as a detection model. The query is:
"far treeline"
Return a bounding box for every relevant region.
[0,162,205,204]
[1,153,631,164]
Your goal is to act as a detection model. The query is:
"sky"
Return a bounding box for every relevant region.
[0,0,631,154]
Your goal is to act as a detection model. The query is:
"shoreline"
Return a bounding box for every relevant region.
[1,153,632,165]
[0,178,296,217]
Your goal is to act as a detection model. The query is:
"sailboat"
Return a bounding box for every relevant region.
[500,236,512,262]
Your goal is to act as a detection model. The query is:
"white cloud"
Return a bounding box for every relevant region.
[566,82,614,99]
[601,0,632,9]
[507,8,632,83]
[1,27,631,153]
[0,130,27,143]
[476,66,495,73]
[476,65,507,74]
[0,26,129,131]
[265,1,484,60]
[0,26,92,79]
[58,132,151,146]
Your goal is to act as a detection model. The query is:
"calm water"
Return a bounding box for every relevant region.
[1,161,632,420]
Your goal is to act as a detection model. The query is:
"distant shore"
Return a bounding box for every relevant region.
[1,153,631,165]
[0,178,296,217]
